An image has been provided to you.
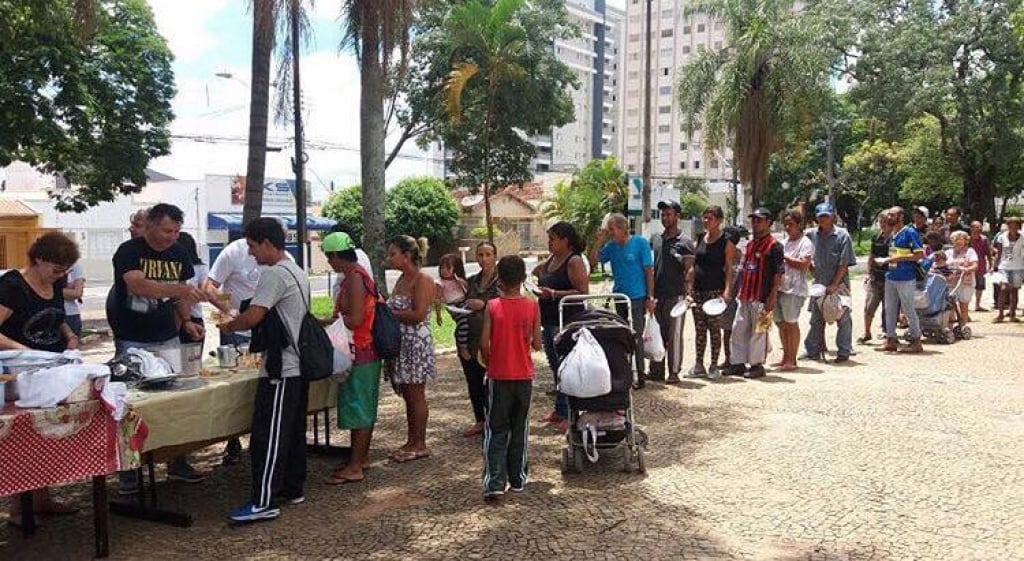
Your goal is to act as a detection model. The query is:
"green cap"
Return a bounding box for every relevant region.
[321,232,354,253]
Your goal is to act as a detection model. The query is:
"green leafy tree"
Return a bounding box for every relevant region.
[893,116,961,210]
[677,0,833,216]
[0,0,174,211]
[384,176,459,243]
[440,0,578,241]
[673,176,709,217]
[542,157,628,248]
[839,139,903,231]
[840,0,1024,221]
[320,185,365,244]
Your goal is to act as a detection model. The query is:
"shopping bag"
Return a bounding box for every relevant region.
[557,328,612,398]
[326,319,354,383]
[642,313,666,362]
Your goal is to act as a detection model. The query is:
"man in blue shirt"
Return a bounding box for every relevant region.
[590,213,655,383]
[804,203,858,363]
[878,206,925,353]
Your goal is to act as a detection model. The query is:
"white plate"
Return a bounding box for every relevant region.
[670,300,690,318]
[445,304,472,316]
[702,298,727,316]
[809,284,827,298]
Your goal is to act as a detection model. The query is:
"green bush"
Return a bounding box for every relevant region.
[385,176,460,243]
[320,185,364,244]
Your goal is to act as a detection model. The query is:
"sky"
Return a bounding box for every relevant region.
[146,0,441,202]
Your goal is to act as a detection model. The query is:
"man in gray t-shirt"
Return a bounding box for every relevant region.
[217,218,309,523]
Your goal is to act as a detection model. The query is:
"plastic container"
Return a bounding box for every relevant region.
[180,343,203,377]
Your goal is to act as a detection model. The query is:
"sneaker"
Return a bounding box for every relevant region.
[228,502,280,523]
[723,364,746,377]
[834,355,850,363]
[707,365,722,380]
[744,365,766,379]
[275,495,305,506]
[665,373,681,385]
[684,365,707,378]
[167,465,205,484]
[508,482,525,493]
[483,488,506,499]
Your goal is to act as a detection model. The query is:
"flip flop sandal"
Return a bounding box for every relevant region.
[325,470,365,485]
[390,450,430,464]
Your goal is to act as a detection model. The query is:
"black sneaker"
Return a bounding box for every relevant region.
[275,494,305,506]
[744,365,766,379]
[723,364,746,376]
[834,355,850,363]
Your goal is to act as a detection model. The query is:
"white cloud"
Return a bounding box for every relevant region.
[147,0,232,63]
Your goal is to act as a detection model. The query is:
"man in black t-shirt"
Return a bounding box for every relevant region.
[650,201,694,383]
[861,209,895,343]
[109,203,208,492]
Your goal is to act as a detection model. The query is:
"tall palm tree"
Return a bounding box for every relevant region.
[676,0,830,214]
[241,0,281,228]
[342,0,413,288]
[443,0,529,243]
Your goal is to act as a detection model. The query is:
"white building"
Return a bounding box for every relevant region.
[618,0,737,204]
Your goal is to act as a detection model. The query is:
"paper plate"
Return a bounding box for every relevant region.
[702,298,727,316]
[670,300,690,318]
[809,284,827,298]
[445,304,472,316]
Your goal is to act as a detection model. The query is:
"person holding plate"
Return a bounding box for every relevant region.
[458,241,501,437]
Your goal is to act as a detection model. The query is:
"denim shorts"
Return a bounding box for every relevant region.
[774,293,805,324]
[1005,269,1024,289]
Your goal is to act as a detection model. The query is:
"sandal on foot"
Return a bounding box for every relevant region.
[390,449,430,464]
[325,469,364,485]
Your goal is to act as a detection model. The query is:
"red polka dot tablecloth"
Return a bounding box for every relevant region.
[0,400,147,496]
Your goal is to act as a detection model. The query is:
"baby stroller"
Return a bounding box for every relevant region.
[554,294,647,474]
[917,272,971,344]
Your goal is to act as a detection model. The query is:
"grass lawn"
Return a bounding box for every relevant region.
[312,295,456,348]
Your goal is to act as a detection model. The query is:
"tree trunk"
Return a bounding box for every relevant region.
[242,0,275,228]
[965,172,996,226]
[482,82,495,243]
[360,4,388,291]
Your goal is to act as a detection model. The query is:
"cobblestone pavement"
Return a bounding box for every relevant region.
[2,289,1022,560]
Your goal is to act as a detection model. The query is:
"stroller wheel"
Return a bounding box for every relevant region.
[635,428,649,449]
[572,446,586,473]
[636,447,647,474]
[943,330,956,344]
[560,447,571,474]
[960,326,972,340]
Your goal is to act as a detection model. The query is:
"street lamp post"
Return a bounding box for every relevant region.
[289,0,307,270]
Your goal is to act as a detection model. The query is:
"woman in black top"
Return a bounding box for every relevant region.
[685,206,737,379]
[459,241,501,437]
[533,222,589,430]
[0,232,82,522]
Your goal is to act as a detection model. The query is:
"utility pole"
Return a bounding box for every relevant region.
[290,0,307,270]
[641,0,653,232]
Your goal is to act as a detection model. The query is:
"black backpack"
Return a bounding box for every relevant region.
[279,265,334,381]
[351,268,402,361]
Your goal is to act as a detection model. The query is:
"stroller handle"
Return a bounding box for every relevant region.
[558,293,634,331]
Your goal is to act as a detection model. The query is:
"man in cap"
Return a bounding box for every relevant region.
[649,201,694,384]
[912,206,930,237]
[723,208,784,378]
[878,206,925,352]
[803,203,858,363]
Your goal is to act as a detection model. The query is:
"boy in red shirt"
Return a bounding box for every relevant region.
[480,255,542,499]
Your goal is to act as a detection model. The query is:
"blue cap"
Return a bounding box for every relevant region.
[815,202,834,217]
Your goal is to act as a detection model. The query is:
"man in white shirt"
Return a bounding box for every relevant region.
[203,237,262,346]
[63,262,86,336]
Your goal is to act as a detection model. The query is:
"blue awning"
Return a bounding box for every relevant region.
[207,213,337,231]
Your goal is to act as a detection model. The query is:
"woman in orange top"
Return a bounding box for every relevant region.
[322,233,380,485]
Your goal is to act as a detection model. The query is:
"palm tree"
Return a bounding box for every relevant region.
[342,1,413,289]
[676,0,830,215]
[241,0,281,228]
[443,0,529,243]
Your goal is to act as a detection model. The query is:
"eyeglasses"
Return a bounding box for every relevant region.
[44,262,70,275]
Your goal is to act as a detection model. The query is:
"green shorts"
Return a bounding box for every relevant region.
[337,360,381,430]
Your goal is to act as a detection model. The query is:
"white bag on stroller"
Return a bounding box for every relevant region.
[557,327,612,398]
[642,313,666,362]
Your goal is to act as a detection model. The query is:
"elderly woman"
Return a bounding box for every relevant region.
[946,230,978,327]
[0,232,82,523]
[534,222,588,431]
[458,241,501,437]
[385,235,436,463]
[686,205,737,379]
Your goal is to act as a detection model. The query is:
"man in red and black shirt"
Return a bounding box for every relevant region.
[725,208,784,378]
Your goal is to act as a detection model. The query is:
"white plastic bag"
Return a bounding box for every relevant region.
[326,319,354,382]
[914,289,929,309]
[557,328,611,398]
[642,313,665,362]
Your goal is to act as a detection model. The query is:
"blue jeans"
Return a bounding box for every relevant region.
[885,280,922,340]
[541,326,569,418]
[805,296,854,358]
[65,314,83,337]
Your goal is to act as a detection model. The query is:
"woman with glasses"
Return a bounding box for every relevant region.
[0,232,82,524]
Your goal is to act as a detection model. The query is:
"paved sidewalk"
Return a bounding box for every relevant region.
[2,287,1022,560]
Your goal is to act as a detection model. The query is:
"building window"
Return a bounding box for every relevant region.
[627,164,636,171]
[694,160,701,169]
[659,85,672,95]
[679,142,688,150]
[683,25,691,34]
[660,47,672,57]
[710,159,719,169]
[697,24,706,32]
[662,68,669,76]
[680,161,687,170]
[629,33,640,42]
[682,46,690,54]
[660,29,673,38]
[714,41,722,49]
[661,9,673,17]
[628,71,639,79]
[658,105,671,114]
[658,142,671,153]
[658,125,670,133]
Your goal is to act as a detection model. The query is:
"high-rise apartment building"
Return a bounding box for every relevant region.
[618,0,735,195]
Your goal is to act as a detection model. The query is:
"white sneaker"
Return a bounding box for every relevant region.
[685,366,707,378]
